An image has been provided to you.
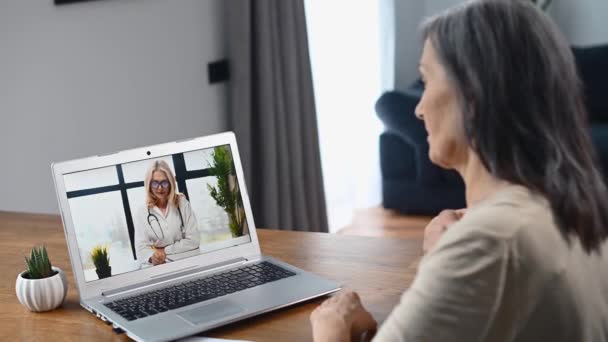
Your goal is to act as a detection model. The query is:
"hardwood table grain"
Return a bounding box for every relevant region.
[0,211,422,341]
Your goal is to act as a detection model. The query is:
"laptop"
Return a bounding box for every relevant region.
[51,131,340,342]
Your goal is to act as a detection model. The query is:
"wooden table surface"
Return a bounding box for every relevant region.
[0,211,422,341]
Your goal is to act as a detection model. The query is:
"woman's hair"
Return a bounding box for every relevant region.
[421,0,608,252]
[144,160,182,208]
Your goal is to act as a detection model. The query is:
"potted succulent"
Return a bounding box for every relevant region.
[15,245,68,312]
[207,146,247,237]
[91,245,111,279]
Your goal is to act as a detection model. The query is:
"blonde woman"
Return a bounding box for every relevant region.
[134,160,200,266]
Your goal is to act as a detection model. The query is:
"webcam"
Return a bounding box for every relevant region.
[146,151,151,156]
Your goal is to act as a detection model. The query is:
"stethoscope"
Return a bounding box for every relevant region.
[147,206,185,241]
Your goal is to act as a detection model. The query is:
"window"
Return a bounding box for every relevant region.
[64,166,118,192]
[122,156,175,184]
[305,0,384,231]
[186,177,231,243]
[68,191,138,281]
[184,149,215,171]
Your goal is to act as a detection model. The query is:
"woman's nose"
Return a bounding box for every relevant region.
[414,102,423,120]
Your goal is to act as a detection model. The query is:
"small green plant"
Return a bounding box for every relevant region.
[24,245,54,279]
[91,245,111,279]
[91,245,110,270]
[207,146,246,237]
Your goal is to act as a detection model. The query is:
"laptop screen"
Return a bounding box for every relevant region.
[62,144,252,282]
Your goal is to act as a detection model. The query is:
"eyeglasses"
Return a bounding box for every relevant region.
[151,180,170,189]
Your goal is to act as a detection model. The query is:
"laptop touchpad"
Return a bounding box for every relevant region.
[177,300,244,326]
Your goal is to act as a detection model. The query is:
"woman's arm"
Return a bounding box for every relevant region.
[372,230,512,341]
[310,226,514,342]
[310,209,466,341]
[164,198,201,255]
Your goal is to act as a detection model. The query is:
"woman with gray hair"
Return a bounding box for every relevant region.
[310,0,608,341]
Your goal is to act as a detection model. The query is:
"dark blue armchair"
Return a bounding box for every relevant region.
[574,45,608,181]
[377,44,608,216]
[376,81,465,215]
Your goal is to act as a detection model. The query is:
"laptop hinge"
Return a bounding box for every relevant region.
[101,257,247,298]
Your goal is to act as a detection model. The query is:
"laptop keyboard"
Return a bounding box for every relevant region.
[103,261,296,321]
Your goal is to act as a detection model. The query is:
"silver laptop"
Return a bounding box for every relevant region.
[51,131,340,342]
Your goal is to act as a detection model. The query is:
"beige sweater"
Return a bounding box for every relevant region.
[374,185,608,341]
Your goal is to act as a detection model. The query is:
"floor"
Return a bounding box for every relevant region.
[337,207,431,239]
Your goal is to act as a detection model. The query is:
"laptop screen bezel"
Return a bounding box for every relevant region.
[51,131,262,300]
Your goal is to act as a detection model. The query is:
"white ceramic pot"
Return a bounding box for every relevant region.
[15,266,68,312]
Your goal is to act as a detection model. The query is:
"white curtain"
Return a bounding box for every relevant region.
[305,0,390,232]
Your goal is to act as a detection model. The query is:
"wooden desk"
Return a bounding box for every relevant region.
[0,212,422,341]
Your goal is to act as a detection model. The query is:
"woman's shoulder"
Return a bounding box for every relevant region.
[437,185,559,257]
[176,194,191,208]
[424,186,565,283]
[442,185,567,267]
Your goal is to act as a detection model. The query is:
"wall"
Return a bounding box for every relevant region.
[0,0,228,214]
[394,0,608,91]
[394,0,462,91]
[549,0,608,46]
[393,0,425,91]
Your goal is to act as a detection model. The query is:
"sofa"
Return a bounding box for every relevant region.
[574,45,608,179]
[376,44,608,215]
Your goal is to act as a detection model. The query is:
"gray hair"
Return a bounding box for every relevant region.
[421,0,608,253]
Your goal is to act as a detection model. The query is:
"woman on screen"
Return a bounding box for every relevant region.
[135,160,200,266]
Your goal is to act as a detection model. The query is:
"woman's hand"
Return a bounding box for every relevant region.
[423,209,466,255]
[150,246,166,265]
[310,290,377,342]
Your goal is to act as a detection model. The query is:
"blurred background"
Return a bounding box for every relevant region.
[1,0,606,234]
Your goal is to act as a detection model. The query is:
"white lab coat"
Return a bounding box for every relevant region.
[134,195,200,264]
